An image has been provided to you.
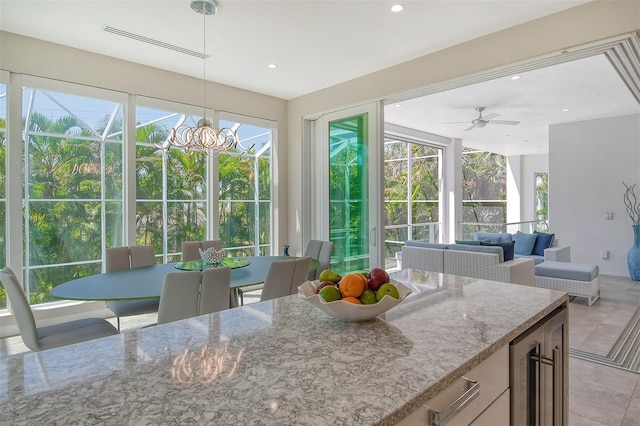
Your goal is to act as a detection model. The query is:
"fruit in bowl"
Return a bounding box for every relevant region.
[367,267,390,291]
[299,268,411,322]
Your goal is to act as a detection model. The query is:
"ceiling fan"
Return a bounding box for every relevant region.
[444,106,520,131]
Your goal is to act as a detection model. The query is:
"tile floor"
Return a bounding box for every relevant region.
[567,275,640,426]
[1,276,639,425]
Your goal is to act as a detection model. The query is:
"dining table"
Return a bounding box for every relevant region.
[50,256,320,308]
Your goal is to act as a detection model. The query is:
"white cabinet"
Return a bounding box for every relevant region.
[470,389,510,426]
[396,345,509,425]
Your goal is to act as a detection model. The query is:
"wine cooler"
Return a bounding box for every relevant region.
[510,306,568,425]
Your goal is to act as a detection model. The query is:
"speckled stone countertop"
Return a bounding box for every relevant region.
[0,270,567,425]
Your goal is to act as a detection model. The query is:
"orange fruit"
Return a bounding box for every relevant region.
[342,296,362,304]
[339,273,367,298]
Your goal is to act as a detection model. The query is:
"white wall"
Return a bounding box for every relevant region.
[506,155,522,227]
[550,114,640,276]
[287,1,640,257]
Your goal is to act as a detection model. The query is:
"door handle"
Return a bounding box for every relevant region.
[370,227,376,246]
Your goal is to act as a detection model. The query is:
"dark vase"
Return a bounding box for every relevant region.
[282,244,290,256]
[628,225,640,281]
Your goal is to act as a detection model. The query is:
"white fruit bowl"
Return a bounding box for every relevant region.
[297,280,412,322]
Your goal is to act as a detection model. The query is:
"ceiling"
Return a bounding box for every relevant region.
[1,0,639,156]
[384,54,640,156]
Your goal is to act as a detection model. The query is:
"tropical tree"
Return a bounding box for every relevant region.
[25,112,104,302]
[462,148,507,237]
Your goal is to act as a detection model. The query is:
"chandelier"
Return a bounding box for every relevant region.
[156,0,254,157]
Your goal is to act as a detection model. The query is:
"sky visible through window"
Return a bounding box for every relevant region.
[9,89,271,153]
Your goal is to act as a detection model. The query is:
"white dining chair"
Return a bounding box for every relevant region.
[260,256,312,302]
[0,267,118,352]
[305,240,334,280]
[106,246,131,272]
[157,271,202,325]
[182,240,223,261]
[129,245,156,268]
[199,267,231,315]
[105,245,160,330]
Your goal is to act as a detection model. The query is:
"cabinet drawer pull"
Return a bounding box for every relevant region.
[427,377,480,426]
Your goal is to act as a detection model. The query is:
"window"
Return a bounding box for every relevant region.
[23,86,124,304]
[134,106,274,259]
[535,172,549,232]
[461,148,507,239]
[0,77,275,309]
[218,117,272,257]
[135,104,208,262]
[384,137,441,266]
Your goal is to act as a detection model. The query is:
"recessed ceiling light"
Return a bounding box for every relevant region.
[267,63,277,69]
[510,75,521,80]
[390,4,404,12]
[394,103,402,107]
[562,108,569,112]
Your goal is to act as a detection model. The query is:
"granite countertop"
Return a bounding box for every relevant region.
[0,270,567,425]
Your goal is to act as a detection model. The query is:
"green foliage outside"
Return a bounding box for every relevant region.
[329,115,369,275]
[1,102,270,308]
[383,141,440,259]
[535,172,549,232]
[461,148,507,239]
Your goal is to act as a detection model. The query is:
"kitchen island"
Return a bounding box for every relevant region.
[0,270,568,425]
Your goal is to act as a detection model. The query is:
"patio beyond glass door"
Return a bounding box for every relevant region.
[316,103,380,275]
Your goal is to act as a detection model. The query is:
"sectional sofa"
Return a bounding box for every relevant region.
[400,241,536,286]
[398,231,571,287]
[472,231,571,264]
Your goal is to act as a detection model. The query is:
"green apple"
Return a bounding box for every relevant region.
[359,289,377,305]
[376,283,400,301]
[319,285,342,302]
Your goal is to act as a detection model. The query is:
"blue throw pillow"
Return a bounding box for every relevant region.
[532,231,555,256]
[474,232,512,243]
[455,240,480,245]
[480,241,515,261]
[513,231,537,256]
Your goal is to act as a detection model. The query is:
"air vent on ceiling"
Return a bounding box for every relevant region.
[103,26,208,59]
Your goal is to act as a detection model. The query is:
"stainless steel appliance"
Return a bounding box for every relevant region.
[510,306,568,425]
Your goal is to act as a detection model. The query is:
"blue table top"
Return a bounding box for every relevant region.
[50,256,318,301]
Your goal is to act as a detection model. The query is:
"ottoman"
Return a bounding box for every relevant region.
[535,261,600,306]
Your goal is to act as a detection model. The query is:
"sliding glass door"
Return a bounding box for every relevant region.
[314,104,381,275]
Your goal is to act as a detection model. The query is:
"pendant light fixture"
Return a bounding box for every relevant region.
[156,0,253,157]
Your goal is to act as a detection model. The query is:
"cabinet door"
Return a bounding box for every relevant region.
[510,323,545,426]
[542,308,568,425]
[470,389,510,426]
[396,345,509,426]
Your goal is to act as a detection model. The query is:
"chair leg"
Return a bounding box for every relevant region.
[116,317,121,331]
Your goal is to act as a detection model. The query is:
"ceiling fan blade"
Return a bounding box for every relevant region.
[442,121,471,124]
[488,120,520,125]
[464,124,477,131]
[483,113,500,120]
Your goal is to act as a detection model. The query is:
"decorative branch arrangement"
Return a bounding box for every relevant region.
[623,182,640,226]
